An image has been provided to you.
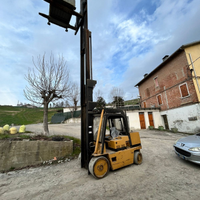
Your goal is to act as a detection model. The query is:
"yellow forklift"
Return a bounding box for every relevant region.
[88,108,142,179]
[39,0,142,179]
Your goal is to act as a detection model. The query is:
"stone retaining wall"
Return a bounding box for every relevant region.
[0,140,73,172]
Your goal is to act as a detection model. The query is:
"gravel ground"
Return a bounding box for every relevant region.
[1,126,200,200]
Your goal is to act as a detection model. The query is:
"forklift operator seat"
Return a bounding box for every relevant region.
[110,127,120,139]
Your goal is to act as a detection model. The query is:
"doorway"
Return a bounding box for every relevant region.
[162,115,169,130]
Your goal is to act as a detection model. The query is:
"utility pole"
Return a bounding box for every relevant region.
[39,0,96,170]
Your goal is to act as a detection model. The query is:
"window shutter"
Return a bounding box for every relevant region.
[180,84,189,97]
[146,88,150,97]
[157,95,162,105]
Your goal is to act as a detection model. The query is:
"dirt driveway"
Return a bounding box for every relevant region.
[17,123,81,139]
[0,127,199,200]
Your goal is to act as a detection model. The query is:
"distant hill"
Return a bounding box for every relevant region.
[106,98,140,106]
[124,98,140,106]
[0,99,140,126]
[0,106,62,127]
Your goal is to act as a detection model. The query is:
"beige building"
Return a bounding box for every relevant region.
[184,41,200,101]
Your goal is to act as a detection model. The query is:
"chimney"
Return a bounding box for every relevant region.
[162,55,169,62]
[144,73,148,78]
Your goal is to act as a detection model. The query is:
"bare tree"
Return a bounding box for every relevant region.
[24,53,71,135]
[94,89,106,108]
[94,89,103,101]
[112,96,124,107]
[70,82,79,111]
[109,87,125,107]
[109,87,124,101]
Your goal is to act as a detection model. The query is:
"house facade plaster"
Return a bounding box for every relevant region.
[126,109,163,131]
[161,104,200,133]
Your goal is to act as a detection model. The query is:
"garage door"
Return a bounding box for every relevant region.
[148,112,154,127]
[139,112,146,129]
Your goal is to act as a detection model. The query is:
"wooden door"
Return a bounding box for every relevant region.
[139,112,146,129]
[148,112,154,127]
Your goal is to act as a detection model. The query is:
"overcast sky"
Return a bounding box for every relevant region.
[0,0,200,106]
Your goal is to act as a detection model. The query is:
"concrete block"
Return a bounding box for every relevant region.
[0,140,73,172]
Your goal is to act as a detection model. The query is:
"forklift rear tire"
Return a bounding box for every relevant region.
[89,156,110,179]
[134,151,143,165]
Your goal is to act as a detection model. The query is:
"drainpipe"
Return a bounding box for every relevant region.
[189,53,200,93]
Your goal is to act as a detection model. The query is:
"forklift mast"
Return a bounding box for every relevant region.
[80,0,97,169]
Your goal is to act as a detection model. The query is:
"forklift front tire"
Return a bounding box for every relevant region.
[134,151,143,165]
[89,156,110,179]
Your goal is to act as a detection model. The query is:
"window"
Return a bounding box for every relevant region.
[179,83,189,98]
[154,77,159,87]
[157,94,162,105]
[146,88,150,97]
[143,102,146,108]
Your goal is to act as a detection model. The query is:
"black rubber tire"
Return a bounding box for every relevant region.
[134,151,143,165]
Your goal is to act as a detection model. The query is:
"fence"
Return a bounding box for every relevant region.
[51,110,81,124]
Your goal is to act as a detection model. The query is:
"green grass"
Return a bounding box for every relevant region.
[0,106,62,127]
[0,134,10,140]
[0,132,31,140]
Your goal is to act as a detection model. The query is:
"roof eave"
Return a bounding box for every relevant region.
[135,48,184,87]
